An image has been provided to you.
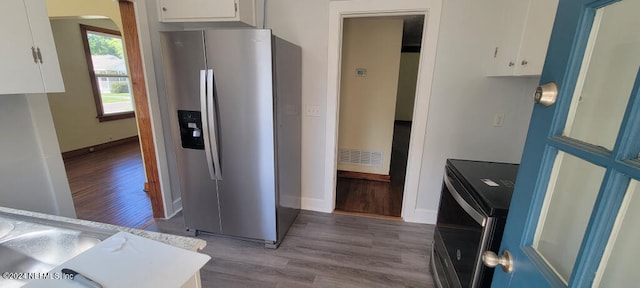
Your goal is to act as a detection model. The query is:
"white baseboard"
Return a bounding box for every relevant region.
[165,197,182,219]
[301,197,332,213]
[300,197,437,224]
[173,197,182,208]
[403,208,437,224]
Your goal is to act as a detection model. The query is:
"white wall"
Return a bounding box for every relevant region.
[267,0,538,221]
[415,0,538,217]
[0,94,76,217]
[264,0,330,207]
[338,17,403,175]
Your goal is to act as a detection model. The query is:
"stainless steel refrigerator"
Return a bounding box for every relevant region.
[159,29,301,248]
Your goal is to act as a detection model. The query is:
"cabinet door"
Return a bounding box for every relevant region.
[514,0,559,76]
[159,0,237,22]
[487,0,528,76]
[0,0,44,94]
[25,0,64,93]
[487,0,558,76]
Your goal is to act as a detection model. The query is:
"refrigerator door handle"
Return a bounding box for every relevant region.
[207,69,223,180]
[200,69,216,180]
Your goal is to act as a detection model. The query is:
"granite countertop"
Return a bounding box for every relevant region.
[0,206,206,252]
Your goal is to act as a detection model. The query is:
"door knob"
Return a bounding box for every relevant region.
[534,82,558,107]
[482,250,513,273]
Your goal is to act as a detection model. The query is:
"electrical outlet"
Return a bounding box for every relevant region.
[305,105,321,117]
[493,113,505,127]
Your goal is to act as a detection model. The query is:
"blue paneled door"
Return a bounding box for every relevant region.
[490,0,640,287]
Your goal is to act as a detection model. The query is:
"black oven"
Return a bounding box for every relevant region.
[431,159,518,288]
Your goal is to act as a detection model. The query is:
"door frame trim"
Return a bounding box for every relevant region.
[118,0,165,218]
[324,0,442,222]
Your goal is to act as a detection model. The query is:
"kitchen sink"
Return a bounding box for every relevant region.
[0,220,13,238]
[0,214,111,288]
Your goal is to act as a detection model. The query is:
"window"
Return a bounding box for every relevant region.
[80,24,135,121]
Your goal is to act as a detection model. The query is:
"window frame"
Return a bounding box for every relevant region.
[79,24,135,122]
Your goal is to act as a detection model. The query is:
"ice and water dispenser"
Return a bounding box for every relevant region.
[177,110,204,150]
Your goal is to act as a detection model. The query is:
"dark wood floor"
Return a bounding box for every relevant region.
[63,140,153,228]
[148,210,436,288]
[336,123,411,217]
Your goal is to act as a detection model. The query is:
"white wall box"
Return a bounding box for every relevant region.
[0,0,64,95]
[158,0,255,26]
[487,0,559,76]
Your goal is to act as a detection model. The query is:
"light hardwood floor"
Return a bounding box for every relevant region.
[148,210,436,288]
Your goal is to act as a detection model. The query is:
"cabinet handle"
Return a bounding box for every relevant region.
[162,7,167,11]
[508,61,515,67]
[521,60,528,66]
[36,47,43,64]
[31,47,38,64]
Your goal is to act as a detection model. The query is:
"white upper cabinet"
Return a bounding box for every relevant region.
[24,0,64,93]
[158,0,256,26]
[487,0,559,76]
[0,0,64,95]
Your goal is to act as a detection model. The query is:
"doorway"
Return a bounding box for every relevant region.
[334,16,423,218]
[45,0,164,226]
[324,0,442,222]
[48,16,152,228]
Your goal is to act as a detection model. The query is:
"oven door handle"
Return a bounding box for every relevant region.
[444,173,487,227]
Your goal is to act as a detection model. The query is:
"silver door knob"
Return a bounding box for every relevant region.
[534,82,558,107]
[482,250,513,273]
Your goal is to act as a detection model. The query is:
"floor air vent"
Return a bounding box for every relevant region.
[338,149,383,167]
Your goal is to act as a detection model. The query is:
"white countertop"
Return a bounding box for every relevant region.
[23,231,210,288]
[0,207,206,252]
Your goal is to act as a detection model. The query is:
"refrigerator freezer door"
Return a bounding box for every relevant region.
[160,31,222,234]
[273,36,302,243]
[203,29,277,242]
